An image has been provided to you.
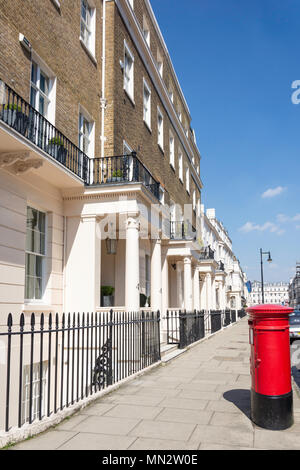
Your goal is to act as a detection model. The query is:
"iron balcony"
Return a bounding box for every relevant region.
[0,79,160,200]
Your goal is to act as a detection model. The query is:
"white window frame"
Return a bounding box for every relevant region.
[169,132,175,168]
[186,166,190,194]
[143,16,150,47]
[80,0,96,58]
[157,50,163,77]
[25,206,47,303]
[30,54,56,125]
[128,0,134,9]
[22,361,48,425]
[157,106,164,150]
[78,105,95,158]
[178,151,183,182]
[143,79,151,130]
[124,41,134,102]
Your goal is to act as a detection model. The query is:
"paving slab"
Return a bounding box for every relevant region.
[128,419,196,441]
[58,433,136,450]
[12,430,78,450]
[10,319,300,450]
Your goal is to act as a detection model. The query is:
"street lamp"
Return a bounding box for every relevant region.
[260,248,272,304]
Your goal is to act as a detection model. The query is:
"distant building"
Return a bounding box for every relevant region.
[249,281,289,306]
[289,263,300,310]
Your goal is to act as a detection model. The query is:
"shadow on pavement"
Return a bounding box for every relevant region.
[223,389,251,419]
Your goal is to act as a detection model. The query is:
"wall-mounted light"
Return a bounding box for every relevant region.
[106,238,118,255]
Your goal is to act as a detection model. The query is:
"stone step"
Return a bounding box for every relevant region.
[161,348,187,363]
[160,343,179,355]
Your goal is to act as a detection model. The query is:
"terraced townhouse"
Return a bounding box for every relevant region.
[0,0,205,324]
[0,0,249,438]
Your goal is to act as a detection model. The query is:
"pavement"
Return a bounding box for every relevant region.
[10,318,300,450]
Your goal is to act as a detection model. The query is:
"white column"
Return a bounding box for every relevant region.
[125,216,140,311]
[211,276,216,310]
[184,257,193,311]
[177,261,184,309]
[65,216,101,313]
[161,246,169,315]
[193,267,200,310]
[200,276,206,310]
[161,246,169,342]
[206,273,212,310]
[151,239,162,312]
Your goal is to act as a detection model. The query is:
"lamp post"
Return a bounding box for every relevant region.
[260,248,272,304]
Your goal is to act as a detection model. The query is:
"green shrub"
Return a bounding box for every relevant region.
[101,286,115,296]
[112,169,123,177]
[4,103,22,112]
[48,137,65,146]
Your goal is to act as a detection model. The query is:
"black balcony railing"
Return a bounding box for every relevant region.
[88,152,160,199]
[199,246,215,260]
[1,310,161,433]
[170,221,195,240]
[219,261,225,271]
[0,80,161,201]
[0,81,89,180]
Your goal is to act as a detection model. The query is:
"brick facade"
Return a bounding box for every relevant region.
[0,0,102,157]
[0,0,202,220]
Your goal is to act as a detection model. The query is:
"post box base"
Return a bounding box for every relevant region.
[251,389,293,430]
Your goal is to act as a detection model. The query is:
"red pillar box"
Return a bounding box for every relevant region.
[247,304,294,430]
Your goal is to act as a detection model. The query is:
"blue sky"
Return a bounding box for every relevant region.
[151,0,300,283]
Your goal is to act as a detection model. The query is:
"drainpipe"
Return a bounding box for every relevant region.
[100,0,107,159]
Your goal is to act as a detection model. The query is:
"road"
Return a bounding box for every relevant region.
[291,339,300,391]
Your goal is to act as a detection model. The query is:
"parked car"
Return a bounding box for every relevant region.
[289,310,300,342]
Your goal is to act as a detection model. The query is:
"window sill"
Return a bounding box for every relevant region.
[144,120,152,134]
[51,0,61,9]
[79,37,97,66]
[124,88,135,107]
[179,178,184,185]
[23,303,53,312]
[158,144,164,155]
[170,163,176,173]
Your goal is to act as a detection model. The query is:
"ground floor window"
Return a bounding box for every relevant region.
[22,361,48,425]
[25,206,46,301]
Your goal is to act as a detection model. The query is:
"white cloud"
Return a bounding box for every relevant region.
[261,186,286,199]
[239,221,281,234]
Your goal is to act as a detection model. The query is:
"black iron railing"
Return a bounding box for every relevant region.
[88,152,160,199]
[1,310,160,433]
[170,221,195,240]
[0,80,161,201]
[210,310,222,333]
[166,310,180,344]
[199,246,215,260]
[179,310,205,349]
[166,309,240,347]
[238,309,247,318]
[224,309,231,327]
[0,81,89,180]
[231,309,237,323]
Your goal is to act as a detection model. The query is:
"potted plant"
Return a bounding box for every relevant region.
[101,286,115,307]
[140,293,147,308]
[47,137,68,165]
[2,103,22,127]
[112,169,123,182]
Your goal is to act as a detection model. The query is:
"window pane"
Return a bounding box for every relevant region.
[25,275,35,299]
[35,277,42,299]
[31,63,38,85]
[26,253,35,277]
[30,87,36,108]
